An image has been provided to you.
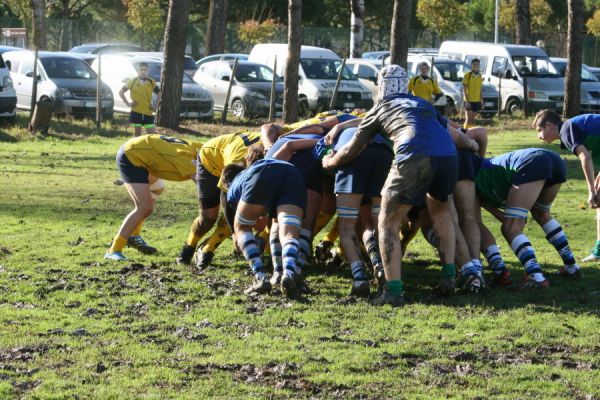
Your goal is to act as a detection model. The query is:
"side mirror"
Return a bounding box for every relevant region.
[25,71,42,80]
[221,75,230,81]
[369,76,378,84]
[503,69,513,79]
[5,60,11,70]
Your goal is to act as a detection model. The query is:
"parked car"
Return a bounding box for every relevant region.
[3,50,113,118]
[440,41,565,115]
[127,51,198,77]
[69,43,143,55]
[196,53,248,68]
[0,51,17,120]
[0,45,22,54]
[362,51,390,60]
[249,44,373,115]
[67,52,98,66]
[590,67,600,82]
[550,57,600,113]
[193,60,283,118]
[345,58,382,99]
[91,54,213,119]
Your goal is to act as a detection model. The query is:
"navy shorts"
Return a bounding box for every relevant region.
[383,155,458,204]
[457,148,477,182]
[267,141,323,194]
[241,163,307,215]
[116,145,149,184]
[335,143,393,197]
[513,151,567,188]
[196,161,221,209]
[468,102,481,112]
[130,111,155,126]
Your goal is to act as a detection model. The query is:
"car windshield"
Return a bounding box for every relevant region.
[137,62,193,83]
[551,61,598,81]
[434,61,469,82]
[184,57,198,70]
[300,59,357,80]
[234,64,279,82]
[41,57,96,79]
[511,56,560,77]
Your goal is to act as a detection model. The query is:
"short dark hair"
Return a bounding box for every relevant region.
[138,62,149,69]
[245,143,265,166]
[221,164,245,190]
[471,58,480,65]
[533,109,562,128]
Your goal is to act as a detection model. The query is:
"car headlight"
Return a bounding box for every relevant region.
[58,88,73,98]
[2,76,13,90]
[102,89,113,99]
[362,91,372,99]
[250,91,268,100]
[527,91,548,100]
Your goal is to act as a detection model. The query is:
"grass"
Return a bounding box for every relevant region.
[0,113,599,399]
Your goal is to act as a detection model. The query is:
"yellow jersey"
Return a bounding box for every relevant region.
[127,77,158,116]
[463,71,483,102]
[123,134,202,181]
[199,131,262,188]
[281,112,352,134]
[408,75,442,102]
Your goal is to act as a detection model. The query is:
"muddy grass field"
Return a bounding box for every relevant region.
[0,114,599,399]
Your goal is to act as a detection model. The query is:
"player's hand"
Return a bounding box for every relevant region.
[594,191,600,207]
[469,139,479,153]
[131,100,138,108]
[322,152,337,170]
[324,126,340,145]
[465,102,471,110]
[588,192,598,209]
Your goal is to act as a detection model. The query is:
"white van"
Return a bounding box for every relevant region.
[248,44,373,114]
[0,52,17,120]
[439,41,564,114]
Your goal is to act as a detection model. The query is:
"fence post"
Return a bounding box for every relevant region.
[30,49,39,119]
[268,56,277,122]
[221,58,239,124]
[329,58,346,110]
[498,75,502,118]
[523,76,529,118]
[96,53,102,128]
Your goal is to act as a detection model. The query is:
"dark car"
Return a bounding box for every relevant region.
[69,43,143,55]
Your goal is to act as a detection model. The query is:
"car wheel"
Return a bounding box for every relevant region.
[231,99,246,118]
[298,99,310,118]
[444,97,456,116]
[505,98,522,115]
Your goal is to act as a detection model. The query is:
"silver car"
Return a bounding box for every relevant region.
[3,50,114,118]
[550,57,600,113]
[91,55,214,120]
[193,60,283,118]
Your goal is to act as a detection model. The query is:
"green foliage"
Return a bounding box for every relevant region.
[416,0,468,39]
[467,0,496,32]
[237,18,281,46]
[587,9,600,37]
[123,0,164,47]
[499,0,553,35]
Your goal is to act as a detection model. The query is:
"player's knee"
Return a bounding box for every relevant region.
[137,203,154,217]
[501,218,524,239]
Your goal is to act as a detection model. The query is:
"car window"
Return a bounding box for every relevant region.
[21,58,34,76]
[234,64,277,82]
[41,57,96,79]
[511,56,560,77]
[435,61,469,82]
[465,55,488,74]
[300,59,356,80]
[491,57,508,77]
[357,64,377,80]
[7,58,20,72]
[184,57,197,71]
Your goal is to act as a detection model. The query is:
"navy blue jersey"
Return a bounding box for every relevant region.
[353,94,456,163]
[266,133,322,183]
[560,114,600,158]
[333,127,393,153]
[227,159,295,205]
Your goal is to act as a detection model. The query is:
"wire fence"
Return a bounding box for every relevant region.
[1,16,599,66]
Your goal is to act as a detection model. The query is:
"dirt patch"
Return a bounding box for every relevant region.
[0,345,48,363]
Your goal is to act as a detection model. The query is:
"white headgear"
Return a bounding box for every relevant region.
[378,64,409,99]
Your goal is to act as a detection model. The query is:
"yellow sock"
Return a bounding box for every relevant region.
[131,220,144,236]
[186,217,202,247]
[109,235,127,253]
[201,215,230,253]
[313,211,334,236]
[325,217,339,244]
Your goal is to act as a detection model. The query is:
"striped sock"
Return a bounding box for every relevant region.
[510,234,542,275]
[472,259,484,275]
[542,219,576,266]
[484,244,506,274]
[237,231,263,274]
[269,228,283,273]
[460,261,478,278]
[282,238,300,277]
[299,228,312,267]
[350,260,368,281]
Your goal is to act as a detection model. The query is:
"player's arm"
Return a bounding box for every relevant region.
[479,81,484,106]
[322,110,378,169]
[448,126,478,152]
[324,118,361,145]
[271,139,320,161]
[153,85,161,111]
[463,74,470,109]
[221,192,236,233]
[260,123,283,151]
[575,145,598,208]
[408,77,415,95]
[119,82,132,107]
[285,124,326,136]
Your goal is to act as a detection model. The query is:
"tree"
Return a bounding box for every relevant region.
[30,0,46,49]
[283,0,302,123]
[47,0,102,50]
[157,0,190,129]
[564,0,583,118]
[237,18,280,46]
[390,0,412,67]
[416,0,466,40]
[499,0,553,39]
[205,0,229,56]
[587,9,600,36]
[124,0,164,49]
[350,0,365,58]
[515,0,531,44]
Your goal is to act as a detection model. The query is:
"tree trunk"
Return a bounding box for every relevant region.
[283,0,302,123]
[350,0,365,58]
[515,0,531,45]
[30,0,46,49]
[389,0,411,68]
[205,0,229,56]
[157,0,190,129]
[563,0,583,118]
